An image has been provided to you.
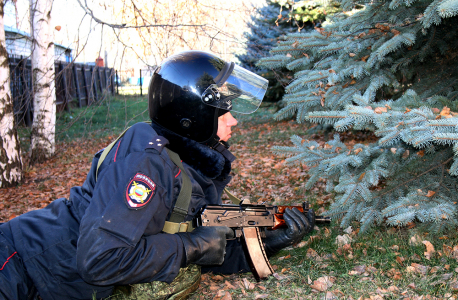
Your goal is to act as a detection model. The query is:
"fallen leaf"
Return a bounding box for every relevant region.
[361,55,369,62]
[310,276,335,291]
[224,280,236,289]
[386,268,402,280]
[242,278,255,290]
[396,256,405,266]
[255,294,269,299]
[349,53,356,57]
[366,266,378,273]
[442,273,453,281]
[306,248,320,260]
[430,266,442,273]
[402,150,410,159]
[212,275,224,281]
[410,253,421,261]
[221,291,232,300]
[440,106,452,118]
[343,226,353,234]
[354,148,363,155]
[348,270,361,275]
[409,234,422,246]
[335,234,352,246]
[272,273,287,280]
[387,285,399,293]
[55,25,62,31]
[374,107,388,114]
[443,244,453,257]
[349,265,366,275]
[450,281,458,291]
[426,190,436,197]
[410,263,430,275]
[294,240,308,248]
[422,241,435,259]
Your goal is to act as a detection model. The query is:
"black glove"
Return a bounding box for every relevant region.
[177,226,234,266]
[264,207,315,256]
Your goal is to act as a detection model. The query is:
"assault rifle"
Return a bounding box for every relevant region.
[193,202,330,280]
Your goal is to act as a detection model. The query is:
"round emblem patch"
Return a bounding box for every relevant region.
[125,173,156,209]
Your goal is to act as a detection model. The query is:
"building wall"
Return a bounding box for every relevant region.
[5,32,31,57]
[5,31,71,62]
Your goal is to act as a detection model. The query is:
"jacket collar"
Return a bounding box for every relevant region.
[151,122,232,179]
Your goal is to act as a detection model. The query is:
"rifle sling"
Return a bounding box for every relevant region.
[164,148,193,224]
[95,127,130,181]
[223,188,242,205]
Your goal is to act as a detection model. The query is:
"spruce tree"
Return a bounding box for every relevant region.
[238,0,340,102]
[258,0,458,232]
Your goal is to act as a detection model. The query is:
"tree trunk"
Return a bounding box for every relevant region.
[0,0,23,187]
[30,0,56,162]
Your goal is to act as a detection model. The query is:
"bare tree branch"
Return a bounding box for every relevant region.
[76,0,208,29]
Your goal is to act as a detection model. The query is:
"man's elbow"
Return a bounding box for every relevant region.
[77,258,116,285]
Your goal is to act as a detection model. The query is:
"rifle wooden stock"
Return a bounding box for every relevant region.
[194,202,330,280]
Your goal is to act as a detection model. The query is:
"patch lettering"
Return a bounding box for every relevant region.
[125,173,156,209]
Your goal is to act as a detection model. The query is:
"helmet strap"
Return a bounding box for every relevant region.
[211,140,236,163]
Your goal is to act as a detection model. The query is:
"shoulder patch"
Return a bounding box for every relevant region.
[145,136,169,154]
[125,173,156,209]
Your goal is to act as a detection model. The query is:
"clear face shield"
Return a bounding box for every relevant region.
[201,64,268,114]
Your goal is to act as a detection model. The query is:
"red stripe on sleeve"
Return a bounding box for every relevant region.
[0,252,17,271]
[114,139,122,162]
[175,169,181,178]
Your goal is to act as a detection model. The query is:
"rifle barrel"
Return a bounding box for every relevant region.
[315,215,331,224]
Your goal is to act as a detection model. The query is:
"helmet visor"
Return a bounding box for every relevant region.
[201,64,268,114]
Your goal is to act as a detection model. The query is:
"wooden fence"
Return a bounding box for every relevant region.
[8,55,115,127]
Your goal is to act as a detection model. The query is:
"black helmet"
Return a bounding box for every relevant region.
[148,50,268,146]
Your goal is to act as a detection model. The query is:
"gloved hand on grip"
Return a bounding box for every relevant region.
[177,226,234,266]
[264,207,315,257]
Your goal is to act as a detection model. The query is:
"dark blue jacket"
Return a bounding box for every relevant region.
[0,122,249,300]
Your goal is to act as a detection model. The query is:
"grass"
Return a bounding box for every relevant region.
[17,94,149,152]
